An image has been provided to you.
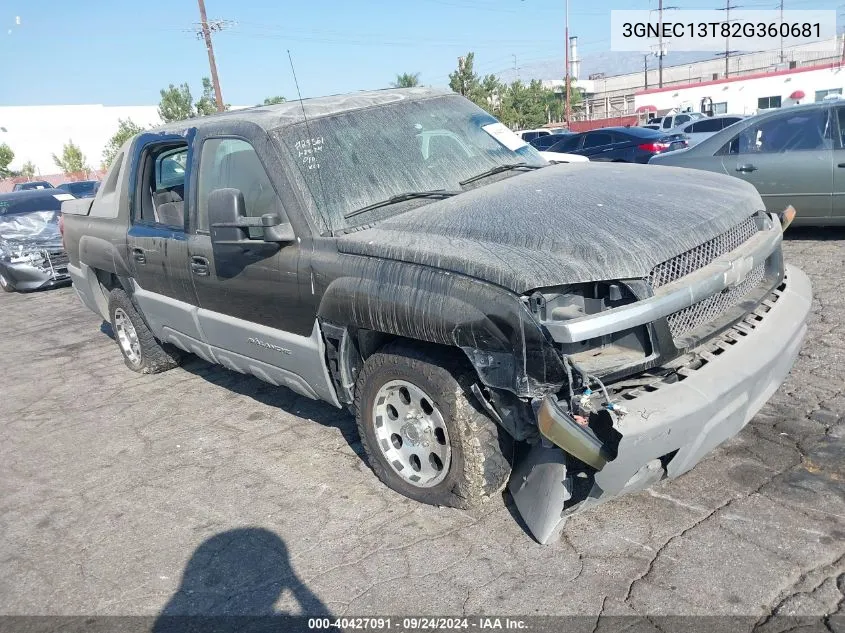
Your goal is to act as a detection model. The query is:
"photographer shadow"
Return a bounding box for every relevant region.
[152,527,339,633]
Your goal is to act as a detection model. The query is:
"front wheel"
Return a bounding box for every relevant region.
[354,343,512,509]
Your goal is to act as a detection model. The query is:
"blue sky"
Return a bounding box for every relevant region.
[0,0,841,106]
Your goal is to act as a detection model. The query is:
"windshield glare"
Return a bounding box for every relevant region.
[271,95,546,232]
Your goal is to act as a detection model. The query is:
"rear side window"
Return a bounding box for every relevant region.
[133,141,189,227]
[196,138,287,236]
[548,136,581,153]
[724,108,831,154]
[583,132,613,148]
[688,118,723,133]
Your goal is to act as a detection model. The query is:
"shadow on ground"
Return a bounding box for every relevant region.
[152,528,340,633]
[783,226,845,241]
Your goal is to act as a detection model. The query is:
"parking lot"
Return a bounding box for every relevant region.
[0,228,843,620]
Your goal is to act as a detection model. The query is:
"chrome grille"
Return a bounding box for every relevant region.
[667,262,766,340]
[648,215,759,289]
[47,251,69,269]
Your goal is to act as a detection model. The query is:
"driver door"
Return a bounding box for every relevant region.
[187,136,313,362]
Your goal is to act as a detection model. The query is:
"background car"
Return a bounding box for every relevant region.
[515,128,552,143]
[649,101,841,226]
[544,127,688,163]
[666,114,746,147]
[56,180,100,198]
[652,112,706,131]
[0,189,71,292]
[12,181,55,191]
[529,133,574,151]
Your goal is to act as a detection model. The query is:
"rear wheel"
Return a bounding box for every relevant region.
[108,288,180,373]
[355,343,512,509]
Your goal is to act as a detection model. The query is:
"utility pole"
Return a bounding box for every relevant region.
[565,0,571,126]
[658,0,664,88]
[643,54,649,90]
[779,0,785,63]
[718,1,740,78]
[197,0,225,112]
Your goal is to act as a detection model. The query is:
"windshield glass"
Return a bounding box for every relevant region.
[270,95,546,232]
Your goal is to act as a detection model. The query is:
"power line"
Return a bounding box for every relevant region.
[717,0,742,78]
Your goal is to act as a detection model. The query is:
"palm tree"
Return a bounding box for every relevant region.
[391,72,421,88]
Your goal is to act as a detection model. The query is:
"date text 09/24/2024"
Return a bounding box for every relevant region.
[308,617,528,630]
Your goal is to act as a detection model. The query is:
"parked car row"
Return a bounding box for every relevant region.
[530,126,688,163]
[12,179,100,197]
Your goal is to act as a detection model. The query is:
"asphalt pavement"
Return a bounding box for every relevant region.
[0,228,843,623]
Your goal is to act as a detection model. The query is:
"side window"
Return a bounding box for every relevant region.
[674,114,691,126]
[720,117,743,129]
[197,138,287,236]
[583,132,612,149]
[662,117,673,129]
[134,142,188,227]
[691,118,722,133]
[837,107,845,148]
[725,109,831,155]
[549,136,581,153]
[713,102,728,115]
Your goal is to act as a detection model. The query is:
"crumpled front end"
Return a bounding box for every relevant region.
[509,212,812,544]
[0,211,71,291]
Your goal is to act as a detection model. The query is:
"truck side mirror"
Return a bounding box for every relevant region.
[208,188,295,244]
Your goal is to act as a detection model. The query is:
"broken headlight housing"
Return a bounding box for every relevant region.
[8,249,49,267]
[524,281,656,376]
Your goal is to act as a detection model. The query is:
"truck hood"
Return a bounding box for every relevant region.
[336,163,766,294]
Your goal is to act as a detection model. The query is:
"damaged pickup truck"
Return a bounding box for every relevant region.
[0,189,74,292]
[61,88,812,543]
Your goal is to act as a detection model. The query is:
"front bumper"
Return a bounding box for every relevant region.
[0,260,71,291]
[510,264,812,544]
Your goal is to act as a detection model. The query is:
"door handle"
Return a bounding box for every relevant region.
[190,256,210,277]
[736,164,758,173]
[837,163,845,168]
[132,247,146,264]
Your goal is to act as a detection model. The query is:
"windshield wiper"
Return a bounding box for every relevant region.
[459,162,543,185]
[344,190,461,220]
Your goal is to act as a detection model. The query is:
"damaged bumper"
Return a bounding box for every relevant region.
[511,264,812,544]
[0,258,71,291]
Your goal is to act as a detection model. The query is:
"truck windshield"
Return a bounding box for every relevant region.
[271,95,546,233]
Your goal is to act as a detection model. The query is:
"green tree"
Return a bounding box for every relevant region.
[20,160,36,179]
[391,72,420,88]
[449,53,481,99]
[102,118,145,169]
[0,143,14,178]
[52,140,89,175]
[196,77,229,116]
[261,96,286,105]
[499,80,549,130]
[158,83,195,123]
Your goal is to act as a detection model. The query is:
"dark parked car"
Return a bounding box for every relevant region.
[650,102,843,226]
[12,181,55,191]
[0,189,71,292]
[57,180,100,198]
[529,133,574,151]
[545,127,688,163]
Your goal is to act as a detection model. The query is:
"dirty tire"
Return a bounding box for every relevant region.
[355,342,512,509]
[107,288,180,374]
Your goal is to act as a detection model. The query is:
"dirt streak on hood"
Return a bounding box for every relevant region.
[337,163,765,293]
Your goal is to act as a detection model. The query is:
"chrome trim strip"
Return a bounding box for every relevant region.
[543,214,782,344]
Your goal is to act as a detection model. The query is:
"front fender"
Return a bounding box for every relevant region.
[317,259,567,397]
